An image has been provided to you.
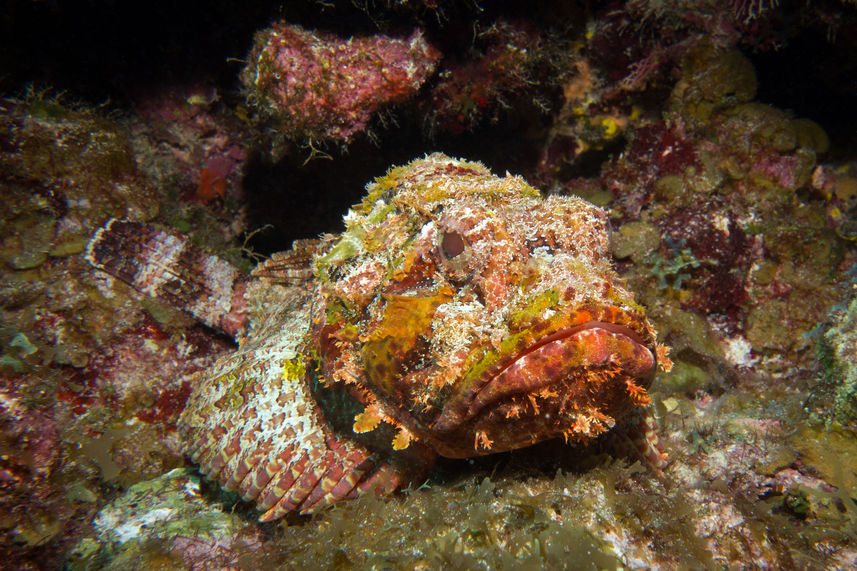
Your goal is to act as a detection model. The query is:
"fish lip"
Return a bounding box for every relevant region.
[431,320,655,433]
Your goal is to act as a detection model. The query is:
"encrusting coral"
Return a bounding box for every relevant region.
[241,22,440,145]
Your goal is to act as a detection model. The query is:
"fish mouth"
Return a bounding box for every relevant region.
[430,320,656,436]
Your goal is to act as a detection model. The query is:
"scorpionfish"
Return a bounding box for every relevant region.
[87,153,669,521]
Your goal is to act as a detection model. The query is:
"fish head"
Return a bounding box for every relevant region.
[314,154,659,457]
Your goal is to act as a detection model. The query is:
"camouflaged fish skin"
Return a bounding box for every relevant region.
[87,153,669,521]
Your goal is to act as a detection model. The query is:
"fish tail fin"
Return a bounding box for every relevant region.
[86,218,247,337]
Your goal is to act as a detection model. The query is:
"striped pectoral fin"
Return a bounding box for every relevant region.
[633,406,669,471]
[354,461,409,497]
[259,452,338,519]
[186,422,435,520]
[220,436,267,492]
[602,406,669,473]
[86,218,247,336]
[299,451,377,513]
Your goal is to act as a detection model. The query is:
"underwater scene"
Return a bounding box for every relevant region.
[2,0,857,568]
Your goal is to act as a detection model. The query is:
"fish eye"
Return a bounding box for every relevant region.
[440,231,466,259]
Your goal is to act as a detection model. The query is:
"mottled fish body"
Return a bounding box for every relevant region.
[88,153,669,520]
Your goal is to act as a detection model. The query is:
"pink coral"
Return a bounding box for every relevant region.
[603,120,698,219]
[425,21,539,134]
[242,23,440,143]
[133,85,248,204]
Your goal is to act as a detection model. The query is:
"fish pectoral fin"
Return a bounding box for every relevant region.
[599,406,668,474]
[255,434,436,520]
[86,218,247,336]
[179,334,436,520]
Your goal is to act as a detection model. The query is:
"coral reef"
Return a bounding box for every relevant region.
[0,96,235,567]
[3,0,857,568]
[600,44,842,366]
[132,85,249,207]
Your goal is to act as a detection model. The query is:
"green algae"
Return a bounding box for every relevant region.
[669,45,757,120]
[815,297,857,427]
[644,242,714,291]
[567,185,613,207]
[746,287,838,355]
[651,174,687,203]
[10,510,62,548]
[790,426,857,493]
[725,103,798,153]
[611,221,660,263]
[654,359,712,395]
[651,304,724,362]
[9,333,38,356]
[67,469,262,571]
[271,471,625,570]
[792,117,830,154]
[1,213,56,270]
[745,300,796,351]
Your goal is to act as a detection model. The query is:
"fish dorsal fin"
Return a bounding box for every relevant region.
[251,237,331,286]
